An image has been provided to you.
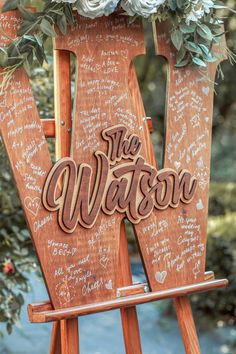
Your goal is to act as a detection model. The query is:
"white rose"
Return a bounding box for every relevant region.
[121,0,166,18]
[75,0,120,19]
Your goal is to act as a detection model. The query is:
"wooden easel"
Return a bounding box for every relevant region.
[0,9,228,354]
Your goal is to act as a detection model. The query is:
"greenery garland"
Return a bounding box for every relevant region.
[0,0,235,88]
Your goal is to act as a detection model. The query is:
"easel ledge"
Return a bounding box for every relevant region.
[28,272,228,323]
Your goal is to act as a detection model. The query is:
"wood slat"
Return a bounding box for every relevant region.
[60,319,79,354]
[50,322,62,354]
[174,297,201,354]
[28,278,228,323]
[26,271,216,315]
[118,222,142,354]
[54,50,72,158]
[51,49,78,354]
[41,119,55,138]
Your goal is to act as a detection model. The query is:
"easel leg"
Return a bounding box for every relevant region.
[50,322,62,354]
[119,223,142,354]
[174,296,201,354]
[120,307,142,354]
[50,319,79,354]
[60,319,79,354]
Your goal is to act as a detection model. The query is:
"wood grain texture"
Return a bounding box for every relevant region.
[152,22,226,354]
[0,11,69,309]
[27,271,216,315]
[118,222,142,354]
[133,21,228,292]
[54,50,72,159]
[28,278,228,323]
[174,297,201,354]
[60,319,79,354]
[50,322,62,354]
[52,13,208,300]
[42,119,55,138]
[53,14,147,306]
[51,49,79,354]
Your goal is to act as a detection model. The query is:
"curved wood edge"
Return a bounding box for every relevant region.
[28,278,228,323]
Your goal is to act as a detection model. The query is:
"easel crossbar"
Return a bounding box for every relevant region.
[28,278,228,323]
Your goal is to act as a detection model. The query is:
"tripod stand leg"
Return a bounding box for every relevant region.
[120,307,142,354]
[50,319,79,354]
[60,319,79,354]
[174,296,201,354]
[50,322,62,354]
[119,223,142,354]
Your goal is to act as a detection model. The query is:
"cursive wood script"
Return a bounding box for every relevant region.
[42,125,197,233]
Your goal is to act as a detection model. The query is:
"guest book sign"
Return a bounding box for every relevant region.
[42,124,197,232]
[0,11,222,309]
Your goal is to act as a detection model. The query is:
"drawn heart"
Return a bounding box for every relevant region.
[24,197,41,217]
[105,279,113,290]
[202,87,210,96]
[155,271,167,284]
[120,49,128,59]
[100,256,109,269]
[196,199,204,211]
[174,161,181,170]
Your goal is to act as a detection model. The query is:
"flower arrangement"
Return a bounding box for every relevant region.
[0,0,234,86]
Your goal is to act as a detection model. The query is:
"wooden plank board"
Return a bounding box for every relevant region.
[52,13,200,301]
[28,278,228,323]
[52,49,79,353]
[0,11,64,308]
[174,297,201,354]
[53,14,147,307]
[147,21,227,291]
[0,11,91,309]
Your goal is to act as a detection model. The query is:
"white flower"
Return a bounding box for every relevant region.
[185,0,214,24]
[121,0,166,18]
[75,0,119,19]
[202,0,214,13]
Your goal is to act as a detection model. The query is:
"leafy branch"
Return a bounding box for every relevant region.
[0,0,75,91]
[0,0,234,89]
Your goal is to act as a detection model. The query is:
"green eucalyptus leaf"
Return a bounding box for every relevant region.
[2,0,20,12]
[57,14,67,36]
[22,35,36,43]
[192,56,207,67]
[184,41,202,54]
[17,5,36,21]
[40,19,56,37]
[175,57,190,68]
[179,23,196,34]
[171,29,183,51]
[197,24,213,41]
[168,0,177,11]
[17,21,38,37]
[0,48,8,67]
[199,44,210,55]
[34,35,43,47]
[176,45,187,64]
[34,45,46,66]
